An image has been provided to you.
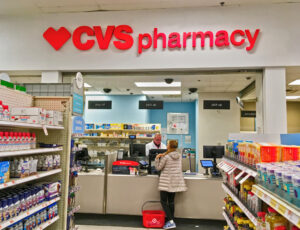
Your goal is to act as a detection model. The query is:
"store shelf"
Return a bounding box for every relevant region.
[0,120,64,130]
[223,211,236,230]
[222,183,257,226]
[68,205,80,216]
[0,168,62,190]
[0,197,60,229]
[0,147,63,158]
[86,129,160,133]
[80,136,154,140]
[218,156,257,178]
[252,184,300,228]
[37,216,59,230]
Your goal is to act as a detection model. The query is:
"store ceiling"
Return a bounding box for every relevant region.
[79,71,261,102]
[1,0,300,15]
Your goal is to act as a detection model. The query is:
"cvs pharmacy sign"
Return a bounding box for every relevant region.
[43,25,260,54]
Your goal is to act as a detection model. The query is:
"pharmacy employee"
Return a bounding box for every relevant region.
[145,133,167,156]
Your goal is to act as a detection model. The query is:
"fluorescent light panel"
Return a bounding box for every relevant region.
[286,96,300,99]
[85,91,103,95]
[142,91,181,95]
[135,82,181,87]
[84,83,92,88]
[289,79,300,85]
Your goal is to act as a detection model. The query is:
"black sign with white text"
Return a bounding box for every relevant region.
[241,111,256,118]
[139,101,163,109]
[88,101,112,109]
[203,100,230,110]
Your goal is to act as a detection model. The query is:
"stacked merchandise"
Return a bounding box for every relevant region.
[222,140,300,230]
[66,140,80,230]
[0,132,36,151]
[224,195,256,230]
[0,181,60,227]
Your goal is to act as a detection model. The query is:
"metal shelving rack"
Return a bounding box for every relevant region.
[0,88,72,230]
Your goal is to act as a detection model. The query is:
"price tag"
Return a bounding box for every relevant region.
[11,180,15,184]
[27,211,30,215]
[10,220,14,224]
[4,183,7,187]
[235,171,245,180]
[43,125,48,136]
[286,210,293,219]
[270,199,277,207]
[297,219,300,228]
[278,204,286,215]
[258,190,263,198]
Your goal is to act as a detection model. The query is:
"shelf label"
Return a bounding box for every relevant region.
[43,125,48,136]
[258,190,263,198]
[278,204,286,215]
[270,199,277,207]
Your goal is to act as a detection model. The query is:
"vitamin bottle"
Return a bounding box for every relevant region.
[2,105,9,121]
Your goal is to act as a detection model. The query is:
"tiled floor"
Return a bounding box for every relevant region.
[75,214,225,230]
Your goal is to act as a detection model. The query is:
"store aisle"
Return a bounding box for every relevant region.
[75,214,225,230]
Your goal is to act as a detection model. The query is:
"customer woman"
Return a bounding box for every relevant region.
[155,140,187,229]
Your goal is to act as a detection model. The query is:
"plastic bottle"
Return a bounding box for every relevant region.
[0,200,3,222]
[274,227,287,230]
[265,207,288,230]
[13,194,19,217]
[2,199,8,221]
[7,196,13,219]
[23,133,28,150]
[258,212,267,230]
[14,132,19,151]
[282,172,294,203]
[267,167,276,190]
[26,133,31,150]
[9,132,15,151]
[0,132,4,152]
[31,133,36,149]
[19,192,26,212]
[0,101,3,120]
[4,132,9,151]
[3,105,9,121]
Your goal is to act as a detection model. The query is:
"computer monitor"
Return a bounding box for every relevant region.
[200,160,214,168]
[203,145,224,177]
[203,146,225,159]
[148,149,167,174]
[131,144,146,157]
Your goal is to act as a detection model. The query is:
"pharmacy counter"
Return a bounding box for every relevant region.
[76,171,224,220]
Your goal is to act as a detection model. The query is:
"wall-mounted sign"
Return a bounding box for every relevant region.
[73,93,84,115]
[72,116,85,134]
[203,100,230,110]
[139,100,163,110]
[167,113,189,134]
[241,111,256,118]
[88,101,112,109]
[43,26,260,54]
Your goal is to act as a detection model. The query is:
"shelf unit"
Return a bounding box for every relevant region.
[85,129,160,133]
[80,136,153,140]
[68,205,80,216]
[252,185,300,228]
[0,120,64,130]
[38,216,60,230]
[0,197,60,229]
[0,169,62,190]
[222,183,258,226]
[218,156,257,178]
[0,147,63,158]
[223,211,236,230]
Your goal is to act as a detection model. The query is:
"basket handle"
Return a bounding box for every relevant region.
[142,201,161,212]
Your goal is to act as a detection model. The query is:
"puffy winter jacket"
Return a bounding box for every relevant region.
[155,151,187,193]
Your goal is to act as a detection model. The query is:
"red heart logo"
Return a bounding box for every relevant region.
[43,27,71,50]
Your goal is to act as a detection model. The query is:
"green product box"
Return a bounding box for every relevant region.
[15,85,26,92]
[0,80,14,89]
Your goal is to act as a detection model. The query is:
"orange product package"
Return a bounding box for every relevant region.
[281,146,300,162]
[260,144,281,163]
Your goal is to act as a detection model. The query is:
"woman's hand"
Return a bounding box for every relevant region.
[156,153,164,159]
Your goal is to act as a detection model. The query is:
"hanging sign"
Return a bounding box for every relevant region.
[88,101,112,109]
[204,100,230,110]
[72,116,85,134]
[241,111,256,118]
[139,101,163,109]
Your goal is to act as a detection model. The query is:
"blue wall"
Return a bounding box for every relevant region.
[84,95,150,123]
[149,102,196,149]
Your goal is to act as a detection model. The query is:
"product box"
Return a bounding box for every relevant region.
[11,107,46,124]
[0,161,10,184]
[11,115,43,124]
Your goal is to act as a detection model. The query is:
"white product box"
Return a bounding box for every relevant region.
[11,115,43,124]
[11,107,46,124]
[46,110,63,126]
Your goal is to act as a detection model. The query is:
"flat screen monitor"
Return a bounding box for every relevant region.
[149,149,167,160]
[203,146,225,159]
[131,144,146,157]
[200,160,214,168]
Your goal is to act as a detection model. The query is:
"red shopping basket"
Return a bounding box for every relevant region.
[142,201,165,228]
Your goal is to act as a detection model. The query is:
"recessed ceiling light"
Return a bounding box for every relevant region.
[84,83,92,88]
[286,96,300,100]
[85,91,103,95]
[142,91,181,95]
[289,79,300,85]
[135,82,181,87]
